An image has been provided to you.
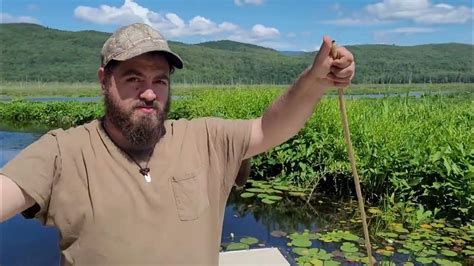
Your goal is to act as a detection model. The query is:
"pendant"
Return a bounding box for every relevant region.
[144,173,151,183]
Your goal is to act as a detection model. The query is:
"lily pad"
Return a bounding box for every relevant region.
[310,258,323,266]
[444,227,460,234]
[434,258,462,266]
[226,242,249,251]
[431,223,445,228]
[397,248,410,254]
[377,232,398,238]
[240,192,255,198]
[292,247,310,256]
[273,185,291,191]
[315,253,332,261]
[341,244,358,253]
[245,188,266,193]
[376,249,394,257]
[265,195,283,201]
[261,198,275,204]
[270,230,287,237]
[404,242,424,252]
[462,249,474,255]
[341,233,359,241]
[440,249,458,257]
[394,227,410,234]
[291,238,312,248]
[415,257,433,264]
[324,260,340,266]
[420,224,433,229]
[240,237,258,245]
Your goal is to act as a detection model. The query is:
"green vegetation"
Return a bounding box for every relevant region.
[0,100,103,127]
[1,82,472,98]
[1,23,473,84]
[1,87,472,223]
[227,187,472,265]
[0,82,100,97]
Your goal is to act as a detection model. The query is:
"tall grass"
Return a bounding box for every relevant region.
[1,82,472,97]
[0,88,472,220]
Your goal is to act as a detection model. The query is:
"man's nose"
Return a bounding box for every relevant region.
[139,82,157,102]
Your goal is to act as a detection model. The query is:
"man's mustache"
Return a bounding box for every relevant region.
[134,101,160,109]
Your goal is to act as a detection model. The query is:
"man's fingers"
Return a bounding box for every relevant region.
[330,66,353,79]
[318,36,333,58]
[327,73,352,83]
[313,36,333,66]
[334,81,351,88]
[332,47,354,68]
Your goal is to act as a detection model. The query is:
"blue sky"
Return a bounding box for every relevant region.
[1,0,472,51]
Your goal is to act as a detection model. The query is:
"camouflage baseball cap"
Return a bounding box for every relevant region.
[101,23,183,69]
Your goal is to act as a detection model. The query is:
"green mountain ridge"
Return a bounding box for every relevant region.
[1,23,472,84]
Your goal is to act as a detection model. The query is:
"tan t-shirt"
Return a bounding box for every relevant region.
[1,118,252,265]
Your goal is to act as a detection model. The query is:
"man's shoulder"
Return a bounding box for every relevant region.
[165,117,242,132]
[46,119,100,141]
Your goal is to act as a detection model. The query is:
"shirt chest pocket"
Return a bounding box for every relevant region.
[171,168,210,221]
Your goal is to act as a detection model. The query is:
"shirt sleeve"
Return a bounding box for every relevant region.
[204,118,253,193]
[0,131,61,224]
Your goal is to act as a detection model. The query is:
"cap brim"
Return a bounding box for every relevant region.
[112,46,183,69]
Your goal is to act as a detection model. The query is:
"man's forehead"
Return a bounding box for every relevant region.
[117,53,170,74]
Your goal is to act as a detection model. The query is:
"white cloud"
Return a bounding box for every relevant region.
[323,17,388,26]
[251,24,279,39]
[324,0,472,26]
[73,0,281,48]
[0,12,40,24]
[373,26,438,43]
[366,0,473,24]
[388,27,437,34]
[227,24,280,45]
[234,0,264,6]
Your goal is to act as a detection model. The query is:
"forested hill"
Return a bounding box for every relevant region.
[1,23,472,84]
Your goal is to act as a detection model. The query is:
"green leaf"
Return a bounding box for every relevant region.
[261,198,275,204]
[265,195,283,201]
[226,242,250,251]
[240,192,255,198]
[310,258,323,266]
[240,237,258,245]
[292,247,310,256]
[415,257,433,264]
[291,238,312,248]
[245,188,266,193]
[440,250,458,257]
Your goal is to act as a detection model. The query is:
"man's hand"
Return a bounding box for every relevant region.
[308,36,355,89]
[244,36,356,158]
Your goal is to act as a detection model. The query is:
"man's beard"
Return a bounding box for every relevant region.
[104,91,170,151]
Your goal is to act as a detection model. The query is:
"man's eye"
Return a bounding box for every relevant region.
[156,80,168,85]
[127,77,140,82]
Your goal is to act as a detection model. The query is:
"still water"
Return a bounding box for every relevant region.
[0,126,301,265]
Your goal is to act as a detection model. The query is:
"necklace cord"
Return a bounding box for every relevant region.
[332,41,374,265]
[101,119,154,176]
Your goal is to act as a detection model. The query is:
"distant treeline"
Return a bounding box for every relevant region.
[1,23,473,84]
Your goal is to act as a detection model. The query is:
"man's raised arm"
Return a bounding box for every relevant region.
[245,36,355,159]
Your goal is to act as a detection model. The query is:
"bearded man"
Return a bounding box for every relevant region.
[0,23,355,265]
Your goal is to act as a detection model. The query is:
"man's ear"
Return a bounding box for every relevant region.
[97,67,107,95]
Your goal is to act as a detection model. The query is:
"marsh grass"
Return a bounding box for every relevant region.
[1,82,471,98]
